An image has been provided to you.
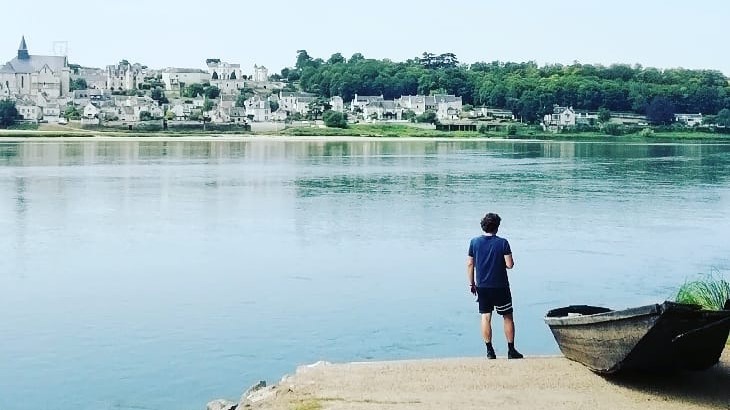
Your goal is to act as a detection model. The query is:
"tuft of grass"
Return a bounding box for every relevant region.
[291,399,322,410]
[675,272,730,310]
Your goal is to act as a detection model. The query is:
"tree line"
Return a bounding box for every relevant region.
[278,51,730,124]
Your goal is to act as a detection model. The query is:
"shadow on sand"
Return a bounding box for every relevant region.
[605,359,730,407]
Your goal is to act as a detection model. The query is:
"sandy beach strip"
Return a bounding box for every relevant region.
[243,352,730,410]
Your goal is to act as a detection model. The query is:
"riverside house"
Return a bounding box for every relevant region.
[543,105,576,130]
[674,113,703,127]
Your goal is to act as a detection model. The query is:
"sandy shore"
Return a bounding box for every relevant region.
[242,352,730,410]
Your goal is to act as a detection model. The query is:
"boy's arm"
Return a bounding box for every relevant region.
[467,256,477,295]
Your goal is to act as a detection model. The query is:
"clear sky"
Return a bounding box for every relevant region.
[2,0,728,75]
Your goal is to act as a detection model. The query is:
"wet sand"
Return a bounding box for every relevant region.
[244,352,730,410]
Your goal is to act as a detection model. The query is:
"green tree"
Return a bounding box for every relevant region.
[295,50,314,71]
[204,86,221,100]
[188,110,202,121]
[402,109,417,122]
[415,110,438,124]
[139,111,153,121]
[184,83,206,98]
[269,100,279,112]
[64,104,81,120]
[239,86,256,100]
[203,98,214,112]
[280,50,730,118]
[235,94,247,108]
[646,96,676,125]
[597,107,611,123]
[715,108,730,127]
[151,87,168,104]
[306,97,331,120]
[164,110,175,121]
[603,122,623,136]
[70,78,88,91]
[0,100,19,128]
[327,53,346,65]
[323,110,347,128]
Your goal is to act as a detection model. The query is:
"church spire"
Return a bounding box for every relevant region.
[18,36,29,60]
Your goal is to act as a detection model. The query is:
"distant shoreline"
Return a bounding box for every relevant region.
[0,133,501,143]
[1,129,730,144]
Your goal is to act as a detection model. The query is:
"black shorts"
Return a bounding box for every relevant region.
[476,287,513,315]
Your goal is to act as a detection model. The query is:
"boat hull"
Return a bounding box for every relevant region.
[545,302,730,374]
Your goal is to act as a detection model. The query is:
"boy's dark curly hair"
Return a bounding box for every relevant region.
[480,213,501,234]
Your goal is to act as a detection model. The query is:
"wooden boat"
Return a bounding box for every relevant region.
[544,301,730,374]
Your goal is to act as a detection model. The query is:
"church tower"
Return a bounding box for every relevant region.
[17,36,29,60]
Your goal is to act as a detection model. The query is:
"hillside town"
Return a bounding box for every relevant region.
[0,36,713,132]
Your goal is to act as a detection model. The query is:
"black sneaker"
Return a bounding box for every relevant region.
[486,350,496,359]
[507,349,524,359]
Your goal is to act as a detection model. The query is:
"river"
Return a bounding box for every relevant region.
[1,139,729,410]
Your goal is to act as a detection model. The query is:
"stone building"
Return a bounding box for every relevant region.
[207,59,244,95]
[0,36,71,99]
[252,64,268,82]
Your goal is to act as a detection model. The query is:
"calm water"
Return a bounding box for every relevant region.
[2,139,730,410]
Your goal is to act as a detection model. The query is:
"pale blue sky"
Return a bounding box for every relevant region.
[2,0,728,75]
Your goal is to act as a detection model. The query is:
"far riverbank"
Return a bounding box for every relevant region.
[2,122,730,143]
[2,131,730,145]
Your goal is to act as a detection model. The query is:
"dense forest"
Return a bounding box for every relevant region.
[276,51,730,123]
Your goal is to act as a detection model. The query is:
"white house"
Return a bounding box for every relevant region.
[363,100,401,120]
[42,104,61,123]
[279,91,317,115]
[229,107,248,124]
[81,103,100,125]
[675,113,703,127]
[396,95,430,115]
[170,104,189,121]
[434,95,463,120]
[543,105,576,130]
[350,94,384,111]
[329,96,344,112]
[15,98,42,121]
[244,96,271,122]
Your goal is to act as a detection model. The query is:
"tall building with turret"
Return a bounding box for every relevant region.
[0,36,71,99]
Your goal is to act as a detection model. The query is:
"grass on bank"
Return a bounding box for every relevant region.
[3,121,730,140]
[290,399,322,410]
[271,123,483,138]
[675,274,730,310]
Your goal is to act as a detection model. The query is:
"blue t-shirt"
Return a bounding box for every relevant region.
[468,235,512,288]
